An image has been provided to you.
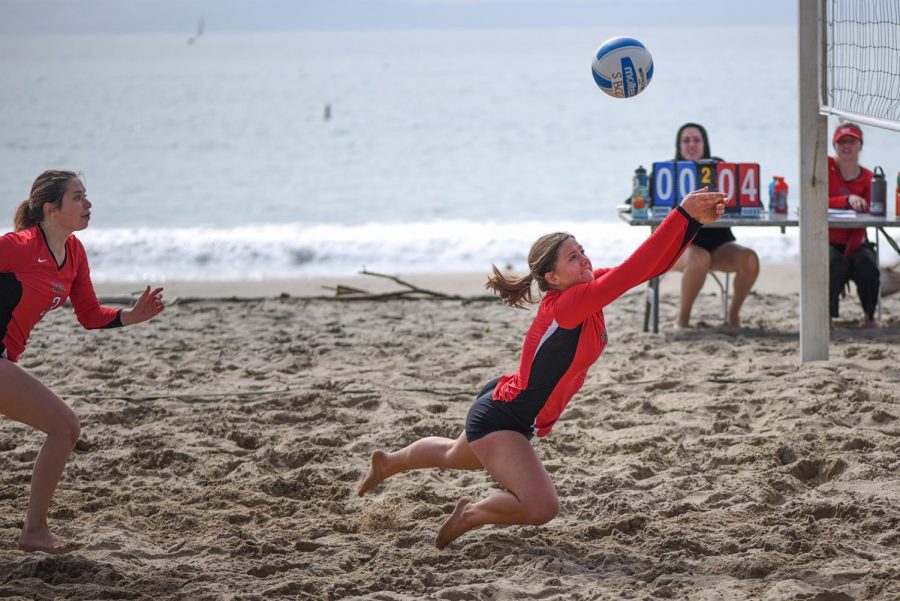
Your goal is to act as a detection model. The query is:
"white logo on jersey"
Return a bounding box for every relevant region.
[37,258,48,263]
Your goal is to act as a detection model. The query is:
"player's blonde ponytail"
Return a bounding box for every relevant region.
[14,170,80,232]
[486,232,572,308]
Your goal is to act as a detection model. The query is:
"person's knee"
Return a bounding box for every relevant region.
[54,411,81,447]
[740,250,759,277]
[445,438,479,469]
[854,256,880,280]
[524,491,559,525]
[830,259,850,285]
[686,249,711,272]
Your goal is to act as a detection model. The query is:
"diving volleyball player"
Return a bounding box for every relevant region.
[358,188,726,549]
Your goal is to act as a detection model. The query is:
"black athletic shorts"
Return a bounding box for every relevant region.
[692,227,736,253]
[465,377,535,443]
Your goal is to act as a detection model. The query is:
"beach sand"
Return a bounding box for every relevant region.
[2,263,900,600]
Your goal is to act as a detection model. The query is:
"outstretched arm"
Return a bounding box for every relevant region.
[69,240,164,329]
[554,189,725,326]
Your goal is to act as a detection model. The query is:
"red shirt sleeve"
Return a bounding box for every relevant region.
[553,206,701,328]
[68,237,122,329]
[0,231,28,271]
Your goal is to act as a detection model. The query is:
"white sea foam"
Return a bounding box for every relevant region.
[73,220,868,282]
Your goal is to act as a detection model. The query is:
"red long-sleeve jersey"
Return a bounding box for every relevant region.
[828,156,873,258]
[0,225,121,362]
[492,205,701,437]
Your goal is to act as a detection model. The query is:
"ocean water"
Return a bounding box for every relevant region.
[1,27,898,281]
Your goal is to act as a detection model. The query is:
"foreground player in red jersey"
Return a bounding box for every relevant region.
[0,170,165,553]
[358,188,726,549]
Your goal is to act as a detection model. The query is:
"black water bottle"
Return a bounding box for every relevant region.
[871,166,886,217]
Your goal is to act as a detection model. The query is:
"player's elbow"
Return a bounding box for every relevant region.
[76,315,100,330]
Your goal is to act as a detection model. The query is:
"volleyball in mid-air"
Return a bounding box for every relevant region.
[591,36,654,99]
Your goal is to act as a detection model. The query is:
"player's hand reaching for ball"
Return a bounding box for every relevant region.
[680,187,727,224]
[121,286,165,326]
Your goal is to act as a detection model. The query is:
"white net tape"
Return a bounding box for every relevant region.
[824,0,900,130]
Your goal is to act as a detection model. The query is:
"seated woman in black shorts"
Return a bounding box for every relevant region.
[358,190,727,549]
[670,122,759,328]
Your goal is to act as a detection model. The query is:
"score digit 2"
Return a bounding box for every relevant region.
[696,160,717,191]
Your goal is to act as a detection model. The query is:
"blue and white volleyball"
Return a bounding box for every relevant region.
[591,37,654,99]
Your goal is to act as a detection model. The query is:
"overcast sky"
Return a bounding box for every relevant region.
[1,0,796,34]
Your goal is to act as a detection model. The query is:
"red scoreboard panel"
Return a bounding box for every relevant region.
[698,161,762,216]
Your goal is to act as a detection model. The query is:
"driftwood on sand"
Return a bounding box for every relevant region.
[320,268,496,302]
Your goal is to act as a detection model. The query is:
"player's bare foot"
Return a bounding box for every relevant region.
[435,496,475,549]
[860,317,879,329]
[358,450,389,497]
[18,528,69,554]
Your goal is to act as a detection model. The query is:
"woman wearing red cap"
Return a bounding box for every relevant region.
[829,122,880,327]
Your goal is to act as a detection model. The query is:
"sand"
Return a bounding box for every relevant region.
[1,265,899,600]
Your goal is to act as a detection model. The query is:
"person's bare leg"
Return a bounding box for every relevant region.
[435,430,557,549]
[0,360,80,553]
[358,431,482,496]
[673,246,711,328]
[710,243,759,327]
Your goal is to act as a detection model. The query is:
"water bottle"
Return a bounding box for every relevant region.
[768,177,776,213]
[896,171,900,219]
[771,176,788,215]
[870,166,886,216]
[631,165,649,219]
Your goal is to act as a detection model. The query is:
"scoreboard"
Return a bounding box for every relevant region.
[650,160,762,217]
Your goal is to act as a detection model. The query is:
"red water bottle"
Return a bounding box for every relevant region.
[773,176,789,215]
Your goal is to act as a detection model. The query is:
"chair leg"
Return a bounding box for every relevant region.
[724,272,731,324]
[709,272,729,324]
[643,285,651,332]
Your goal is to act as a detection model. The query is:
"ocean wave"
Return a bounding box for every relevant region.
[75,220,895,282]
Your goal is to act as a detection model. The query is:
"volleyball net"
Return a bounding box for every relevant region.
[822,0,900,132]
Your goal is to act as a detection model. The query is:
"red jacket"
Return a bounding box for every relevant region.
[828,156,873,258]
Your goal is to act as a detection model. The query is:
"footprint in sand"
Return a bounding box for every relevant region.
[228,430,261,450]
[841,437,874,451]
[789,458,847,485]
[775,445,797,465]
